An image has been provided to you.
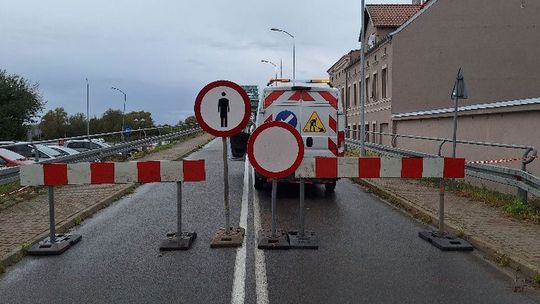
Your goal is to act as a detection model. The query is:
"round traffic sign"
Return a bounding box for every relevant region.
[247,121,304,179]
[275,110,298,128]
[194,80,251,137]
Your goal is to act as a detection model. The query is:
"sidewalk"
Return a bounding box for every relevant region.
[0,133,213,270]
[361,178,540,280]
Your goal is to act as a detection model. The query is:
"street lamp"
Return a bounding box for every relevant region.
[271,28,295,84]
[111,86,127,141]
[261,59,278,86]
[359,0,366,156]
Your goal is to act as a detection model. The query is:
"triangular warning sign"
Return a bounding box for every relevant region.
[303,112,326,133]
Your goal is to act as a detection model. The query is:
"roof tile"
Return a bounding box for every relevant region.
[367,4,422,28]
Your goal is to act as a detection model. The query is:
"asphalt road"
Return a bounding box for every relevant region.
[0,138,538,304]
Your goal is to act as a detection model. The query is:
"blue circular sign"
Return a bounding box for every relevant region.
[275,110,298,128]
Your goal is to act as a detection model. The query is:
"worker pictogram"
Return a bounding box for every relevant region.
[303,111,326,133]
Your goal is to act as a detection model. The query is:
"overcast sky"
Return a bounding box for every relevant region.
[1,0,409,125]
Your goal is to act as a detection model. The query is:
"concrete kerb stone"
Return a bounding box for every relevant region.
[356,178,540,282]
[0,134,214,273]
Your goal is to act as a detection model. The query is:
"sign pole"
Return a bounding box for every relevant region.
[271,179,277,238]
[223,137,231,235]
[299,178,305,237]
[177,181,183,238]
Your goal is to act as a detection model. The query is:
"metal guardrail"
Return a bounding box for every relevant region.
[0,127,202,186]
[345,134,540,202]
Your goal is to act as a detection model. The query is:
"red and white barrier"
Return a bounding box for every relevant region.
[20,160,206,186]
[295,157,465,179]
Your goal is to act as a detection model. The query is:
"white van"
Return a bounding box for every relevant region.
[253,80,345,191]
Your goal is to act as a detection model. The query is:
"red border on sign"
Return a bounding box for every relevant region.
[247,121,304,179]
[194,80,251,137]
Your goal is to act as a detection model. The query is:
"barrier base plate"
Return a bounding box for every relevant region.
[258,229,290,249]
[160,232,197,251]
[288,231,318,249]
[419,231,473,251]
[28,234,82,256]
[210,227,245,248]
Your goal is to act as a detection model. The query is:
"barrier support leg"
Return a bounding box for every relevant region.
[160,182,196,250]
[418,178,473,251]
[288,179,318,249]
[211,137,245,248]
[258,179,290,249]
[28,186,82,256]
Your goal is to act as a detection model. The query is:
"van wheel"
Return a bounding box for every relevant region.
[325,182,336,192]
[254,177,264,190]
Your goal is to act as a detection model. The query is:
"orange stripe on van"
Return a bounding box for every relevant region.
[288,91,315,101]
[264,91,285,108]
[318,91,337,109]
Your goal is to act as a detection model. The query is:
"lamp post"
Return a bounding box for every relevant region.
[261,59,278,86]
[271,28,295,84]
[86,78,90,138]
[111,86,127,142]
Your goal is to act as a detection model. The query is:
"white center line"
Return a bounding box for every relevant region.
[231,158,249,304]
[252,168,269,304]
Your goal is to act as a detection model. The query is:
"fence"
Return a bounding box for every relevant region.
[345,130,540,202]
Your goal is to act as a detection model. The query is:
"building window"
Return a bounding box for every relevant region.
[353,83,357,106]
[365,124,370,143]
[372,73,378,101]
[372,122,377,143]
[366,60,370,67]
[346,86,350,110]
[352,124,357,140]
[382,68,387,99]
[384,47,387,55]
[374,55,377,61]
[365,77,370,103]
[341,87,346,109]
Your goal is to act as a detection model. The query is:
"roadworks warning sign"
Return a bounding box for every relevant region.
[303,112,326,133]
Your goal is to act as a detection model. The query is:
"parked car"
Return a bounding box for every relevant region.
[4,143,62,160]
[0,148,34,167]
[47,145,80,156]
[64,139,111,152]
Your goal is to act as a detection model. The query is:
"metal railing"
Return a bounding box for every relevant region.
[345,130,539,202]
[0,126,202,186]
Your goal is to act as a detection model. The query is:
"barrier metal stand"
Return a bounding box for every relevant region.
[160,182,196,250]
[288,179,318,249]
[418,177,473,251]
[211,137,245,247]
[28,186,82,255]
[258,179,290,249]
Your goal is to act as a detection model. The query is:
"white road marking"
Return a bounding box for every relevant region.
[231,158,249,304]
[252,168,269,304]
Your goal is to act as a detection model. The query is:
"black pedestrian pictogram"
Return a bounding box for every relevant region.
[218,92,230,127]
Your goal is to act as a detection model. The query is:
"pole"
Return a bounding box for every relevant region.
[438,178,445,235]
[280,59,283,79]
[177,182,182,236]
[452,95,459,158]
[222,137,230,235]
[48,186,56,243]
[122,93,126,142]
[359,0,366,156]
[299,178,305,237]
[271,179,277,237]
[86,78,90,138]
[292,38,296,85]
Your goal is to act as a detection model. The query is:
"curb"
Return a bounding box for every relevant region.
[0,135,213,273]
[355,178,539,281]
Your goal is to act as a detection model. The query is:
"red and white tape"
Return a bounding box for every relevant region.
[295,157,465,179]
[20,160,205,186]
[466,155,538,165]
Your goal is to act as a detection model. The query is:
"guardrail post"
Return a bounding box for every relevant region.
[517,157,528,203]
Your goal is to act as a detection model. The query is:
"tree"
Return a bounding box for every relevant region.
[40,107,68,139]
[100,109,123,133]
[0,70,44,140]
[184,115,197,125]
[125,111,154,129]
[67,113,87,137]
